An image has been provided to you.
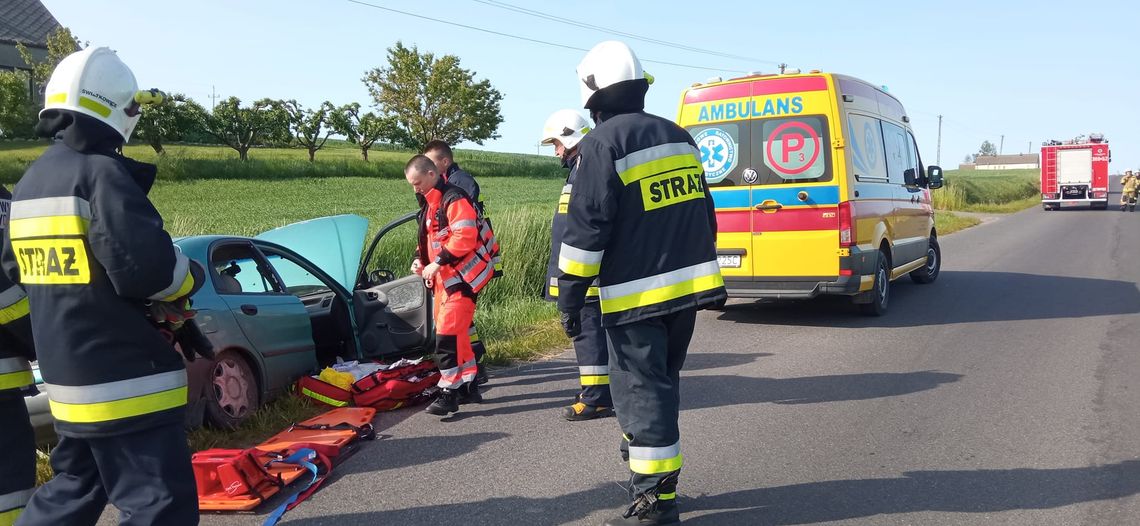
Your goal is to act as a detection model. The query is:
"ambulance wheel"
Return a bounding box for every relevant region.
[910,237,941,284]
[858,252,890,317]
[205,350,259,430]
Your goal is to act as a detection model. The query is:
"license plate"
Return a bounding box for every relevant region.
[717,255,741,268]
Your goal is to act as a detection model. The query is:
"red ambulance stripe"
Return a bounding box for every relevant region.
[752,206,839,232]
[750,76,827,96]
[685,76,828,104]
[715,210,751,233]
[684,82,751,104]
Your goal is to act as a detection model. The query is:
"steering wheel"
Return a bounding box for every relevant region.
[369,269,396,286]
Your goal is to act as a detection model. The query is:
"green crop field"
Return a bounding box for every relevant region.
[933,168,1039,213]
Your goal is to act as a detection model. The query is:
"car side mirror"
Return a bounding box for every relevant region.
[927,165,944,189]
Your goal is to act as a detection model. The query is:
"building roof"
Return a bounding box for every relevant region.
[0,0,61,47]
[975,154,1039,165]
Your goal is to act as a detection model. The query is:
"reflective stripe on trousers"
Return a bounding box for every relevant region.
[0,487,34,524]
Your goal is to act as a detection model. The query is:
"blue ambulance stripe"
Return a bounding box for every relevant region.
[710,186,841,209]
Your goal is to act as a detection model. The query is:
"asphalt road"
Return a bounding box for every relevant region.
[187,187,1140,526]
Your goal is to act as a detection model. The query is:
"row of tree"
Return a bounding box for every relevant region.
[1,32,505,162]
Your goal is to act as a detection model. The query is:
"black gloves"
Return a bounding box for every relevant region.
[560,310,582,338]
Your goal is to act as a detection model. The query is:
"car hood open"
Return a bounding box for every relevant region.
[256,214,369,292]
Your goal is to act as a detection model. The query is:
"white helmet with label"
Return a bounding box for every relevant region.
[576,40,653,109]
[540,109,590,151]
[41,47,148,142]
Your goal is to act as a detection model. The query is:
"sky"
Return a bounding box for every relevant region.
[37,0,1140,170]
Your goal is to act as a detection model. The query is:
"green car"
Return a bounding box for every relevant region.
[28,213,432,437]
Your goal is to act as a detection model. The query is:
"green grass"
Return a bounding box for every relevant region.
[934,211,981,235]
[933,168,1039,213]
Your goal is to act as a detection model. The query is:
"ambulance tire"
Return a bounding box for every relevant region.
[205,350,260,430]
[910,236,941,284]
[858,251,890,317]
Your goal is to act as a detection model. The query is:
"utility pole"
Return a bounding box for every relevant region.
[210,85,219,112]
[1027,141,1032,154]
[936,115,943,166]
[778,63,787,74]
[999,135,1004,155]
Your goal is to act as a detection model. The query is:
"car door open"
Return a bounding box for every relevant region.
[354,212,433,358]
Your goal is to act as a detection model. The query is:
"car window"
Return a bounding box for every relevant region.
[907,131,924,186]
[847,113,887,181]
[262,252,332,297]
[209,242,279,295]
[882,121,912,185]
[685,122,749,187]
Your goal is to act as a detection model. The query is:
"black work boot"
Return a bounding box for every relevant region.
[602,498,679,525]
[425,389,459,415]
[457,382,483,404]
[563,401,613,421]
[475,365,489,385]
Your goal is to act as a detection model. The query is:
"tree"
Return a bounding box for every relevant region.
[977,140,998,158]
[134,94,207,154]
[330,102,402,161]
[16,27,82,88]
[198,97,289,161]
[0,27,80,138]
[963,153,976,164]
[0,72,37,138]
[279,100,335,162]
[362,42,503,150]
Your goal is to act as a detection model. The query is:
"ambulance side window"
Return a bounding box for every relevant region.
[882,121,912,185]
[847,114,888,181]
[906,132,924,186]
[686,122,749,187]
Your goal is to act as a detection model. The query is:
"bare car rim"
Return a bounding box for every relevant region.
[213,358,252,419]
[925,246,938,274]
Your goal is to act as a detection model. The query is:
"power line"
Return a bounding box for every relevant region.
[471,0,780,66]
[345,0,750,74]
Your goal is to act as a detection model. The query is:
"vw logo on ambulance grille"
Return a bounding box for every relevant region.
[695,128,737,184]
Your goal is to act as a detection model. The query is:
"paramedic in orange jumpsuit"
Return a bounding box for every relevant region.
[406,155,488,416]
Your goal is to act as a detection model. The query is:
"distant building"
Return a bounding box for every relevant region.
[0,0,64,73]
[971,154,1039,171]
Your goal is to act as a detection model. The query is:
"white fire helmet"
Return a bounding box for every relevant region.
[540,109,590,151]
[41,47,150,142]
[575,40,653,108]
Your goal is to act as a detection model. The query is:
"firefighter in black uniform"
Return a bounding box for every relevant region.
[539,109,613,421]
[0,185,37,526]
[422,140,491,385]
[3,47,208,526]
[557,41,726,525]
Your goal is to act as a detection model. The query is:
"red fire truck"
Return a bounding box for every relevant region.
[1041,133,1110,210]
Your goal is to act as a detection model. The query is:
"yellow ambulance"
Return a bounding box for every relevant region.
[678,71,944,315]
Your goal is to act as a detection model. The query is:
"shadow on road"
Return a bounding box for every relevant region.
[716,271,1140,328]
[681,371,962,410]
[681,460,1140,525]
[336,432,511,476]
[282,483,625,526]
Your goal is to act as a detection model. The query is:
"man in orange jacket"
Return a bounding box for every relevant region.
[406,155,492,416]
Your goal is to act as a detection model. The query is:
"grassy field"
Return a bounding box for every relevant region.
[932,168,1039,213]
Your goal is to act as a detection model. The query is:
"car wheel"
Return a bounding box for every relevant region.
[204,350,259,430]
[910,237,941,284]
[858,252,890,317]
